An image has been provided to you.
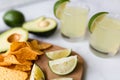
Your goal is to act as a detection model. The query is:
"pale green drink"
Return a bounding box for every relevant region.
[60,3,89,41]
[90,16,120,57]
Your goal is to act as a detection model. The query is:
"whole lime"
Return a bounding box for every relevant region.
[3,10,25,27]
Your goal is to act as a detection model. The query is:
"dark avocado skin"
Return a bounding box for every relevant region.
[30,26,57,37]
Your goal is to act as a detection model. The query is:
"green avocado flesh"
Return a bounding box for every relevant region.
[23,16,57,37]
[0,28,28,52]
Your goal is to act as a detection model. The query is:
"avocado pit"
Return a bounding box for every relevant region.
[7,33,21,43]
[39,20,50,27]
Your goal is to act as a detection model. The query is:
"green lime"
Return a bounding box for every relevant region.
[88,12,108,33]
[3,10,25,27]
[54,0,69,19]
[52,78,73,80]
[49,55,77,75]
[46,48,71,60]
[30,63,45,80]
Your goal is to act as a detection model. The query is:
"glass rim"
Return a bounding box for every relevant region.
[94,21,120,32]
[65,1,90,11]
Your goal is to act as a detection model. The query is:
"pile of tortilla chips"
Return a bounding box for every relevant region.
[0,39,52,80]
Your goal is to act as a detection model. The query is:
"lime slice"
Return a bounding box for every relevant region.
[51,78,73,80]
[30,63,45,80]
[46,48,71,60]
[49,55,77,75]
[54,0,69,19]
[88,12,108,33]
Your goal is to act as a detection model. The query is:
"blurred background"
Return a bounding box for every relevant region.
[0,0,46,11]
[0,0,120,13]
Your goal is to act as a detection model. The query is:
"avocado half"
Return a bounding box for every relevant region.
[0,28,28,52]
[23,16,57,37]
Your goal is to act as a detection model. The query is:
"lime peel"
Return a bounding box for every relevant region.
[49,55,77,75]
[88,12,109,33]
[54,0,70,19]
[46,48,71,60]
[30,63,45,80]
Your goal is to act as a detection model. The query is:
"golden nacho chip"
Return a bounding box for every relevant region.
[13,47,38,60]
[0,62,11,66]
[30,40,52,50]
[0,66,28,80]
[26,71,31,80]
[39,42,52,50]
[26,71,31,75]
[10,42,28,52]
[0,55,4,62]
[30,40,40,50]
[4,55,20,64]
[7,61,33,71]
[0,54,12,66]
[21,61,33,66]
[33,49,44,55]
[6,64,15,69]
[25,42,32,48]
[0,40,49,80]
[14,64,32,71]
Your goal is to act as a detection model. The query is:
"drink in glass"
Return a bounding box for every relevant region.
[60,1,89,41]
[90,14,120,57]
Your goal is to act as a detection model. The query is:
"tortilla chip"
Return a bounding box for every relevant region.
[39,42,52,50]
[0,66,28,80]
[14,61,32,71]
[13,47,38,60]
[25,42,32,49]
[21,61,33,66]
[7,61,33,72]
[14,64,32,71]
[10,42,28,52]
[4,55,20,64]
[26,71,31,80]
[30,40,40,50]
[6,64,15,68]
[0,62,11,66]
[33,49,44,55]
[0,40,48,80]
[30,40,52,50]
[0,55,4,62]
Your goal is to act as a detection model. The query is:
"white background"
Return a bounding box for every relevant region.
[0,0,120,80]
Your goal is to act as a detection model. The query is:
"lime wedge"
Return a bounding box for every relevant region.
[88,12,108,33]
[49,55,77,75]
[46,48,71,60]
[54,0,69,19]
[30,63,45,80]
[51,78,73,80]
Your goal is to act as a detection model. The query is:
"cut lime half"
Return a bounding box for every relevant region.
[46,48,71,60]
[51,78,73,80]
[88,12,108,33]
[49,55,77,75]
[30,63,45,80]
[54,0,69,19]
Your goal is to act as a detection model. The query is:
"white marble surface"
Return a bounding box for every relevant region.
[0,0,120,80]
[0,0,42,11]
